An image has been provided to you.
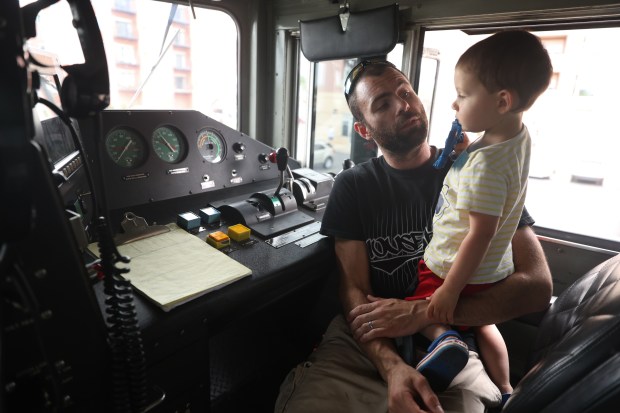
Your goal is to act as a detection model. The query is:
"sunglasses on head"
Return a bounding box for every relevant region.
[344,60,398,102]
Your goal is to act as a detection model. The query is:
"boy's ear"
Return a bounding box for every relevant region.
[497,89,517,113]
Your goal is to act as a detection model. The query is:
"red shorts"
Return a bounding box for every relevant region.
[405,260,495,301]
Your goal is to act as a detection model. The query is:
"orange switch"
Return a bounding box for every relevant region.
[228,224,251,242]
[206,231,230,249]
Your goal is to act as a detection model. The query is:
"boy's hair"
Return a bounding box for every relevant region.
[457,30,553,112]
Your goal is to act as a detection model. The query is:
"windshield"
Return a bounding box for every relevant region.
[22,0,239,129]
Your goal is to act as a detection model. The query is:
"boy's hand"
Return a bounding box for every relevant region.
[426,285,459,324]
[453,132,471,155]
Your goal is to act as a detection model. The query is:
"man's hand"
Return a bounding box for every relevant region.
[348,295,432,342]
[387,362,445,413]
[427,285,459,324]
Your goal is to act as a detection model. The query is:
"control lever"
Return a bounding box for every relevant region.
[276,146,288,171]
[273,147,294,197]
[342,158,355,170]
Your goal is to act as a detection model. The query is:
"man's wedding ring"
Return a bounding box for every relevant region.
[368,320,374,330]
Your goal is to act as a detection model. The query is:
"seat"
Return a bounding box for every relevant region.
[504,254,620,412]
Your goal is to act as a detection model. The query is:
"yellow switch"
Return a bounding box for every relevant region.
[227,224,251,242]
[206,231,230,249]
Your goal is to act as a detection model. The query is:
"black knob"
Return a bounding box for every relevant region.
[343,159,355,170]
[233,142,245,153]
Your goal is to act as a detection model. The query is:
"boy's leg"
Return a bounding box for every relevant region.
[474,324,513,395]
[275,314,501,413]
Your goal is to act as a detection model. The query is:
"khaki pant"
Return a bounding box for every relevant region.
[275,315,501,413]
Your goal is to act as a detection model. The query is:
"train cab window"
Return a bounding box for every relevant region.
[418,27,620,246]
[21,0,239,129]
[298,44,403,174]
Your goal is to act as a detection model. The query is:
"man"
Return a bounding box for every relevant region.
[275,60,552,413]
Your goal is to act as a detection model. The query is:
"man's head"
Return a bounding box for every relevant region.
[344,60,429,154]
[456,30,553,112]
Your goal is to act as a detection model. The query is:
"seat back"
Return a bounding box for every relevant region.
[505,254,620,412]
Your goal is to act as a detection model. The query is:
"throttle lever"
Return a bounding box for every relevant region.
[272,147,292,197]
[276,147,289,171]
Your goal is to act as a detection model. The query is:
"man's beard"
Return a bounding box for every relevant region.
[366,112,428,153]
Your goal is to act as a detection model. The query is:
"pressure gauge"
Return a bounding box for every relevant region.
[197,128,227,163]
[105,127,147,168]
[152,125,186,164]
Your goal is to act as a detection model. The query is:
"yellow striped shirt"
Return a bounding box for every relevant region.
[424,126,531,284]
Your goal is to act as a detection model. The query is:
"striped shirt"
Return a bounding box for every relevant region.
[423,126,531,284]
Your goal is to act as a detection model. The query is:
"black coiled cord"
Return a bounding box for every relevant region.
[97,217,147,413]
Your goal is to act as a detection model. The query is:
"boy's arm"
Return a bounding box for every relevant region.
[452,224,553,325]
[427,211,500,324]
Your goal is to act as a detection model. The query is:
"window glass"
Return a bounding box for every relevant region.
[300,44,403,174]
[21,0,238,129]
[419,28,620,243]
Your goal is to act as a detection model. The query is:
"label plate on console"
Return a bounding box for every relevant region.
[266,221,322,248]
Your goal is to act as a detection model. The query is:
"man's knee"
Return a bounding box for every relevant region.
[448,351,502,409]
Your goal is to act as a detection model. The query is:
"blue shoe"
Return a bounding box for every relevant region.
[416,332,469,392]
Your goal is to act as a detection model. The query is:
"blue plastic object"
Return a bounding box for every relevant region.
[433,118,464,169]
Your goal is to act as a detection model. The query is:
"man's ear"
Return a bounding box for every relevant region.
[353,121,372,140]
[497,89,518,113]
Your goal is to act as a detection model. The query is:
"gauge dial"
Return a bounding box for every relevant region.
[105,128,147,168]
[152,125,186,164]
[197,128,226,163]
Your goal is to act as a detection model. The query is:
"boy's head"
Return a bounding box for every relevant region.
[456,30,553,112]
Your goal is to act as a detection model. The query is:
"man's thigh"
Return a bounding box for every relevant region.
[274,314,500,413]
[275,314,387,412]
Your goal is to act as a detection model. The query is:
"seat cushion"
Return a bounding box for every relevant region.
[504,254,620,412]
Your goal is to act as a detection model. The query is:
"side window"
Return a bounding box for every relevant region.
[22,0,239,129]
[297,45,403,173]
[418,28,620,245]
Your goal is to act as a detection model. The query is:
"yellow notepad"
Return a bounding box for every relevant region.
[88,224,252,311]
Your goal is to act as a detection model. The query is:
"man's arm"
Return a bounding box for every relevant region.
[349,225,552,340]
[335,238,443,413]
[452,225,553,326]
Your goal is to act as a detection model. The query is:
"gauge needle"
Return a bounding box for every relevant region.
[159,134,177,152]
[116,139,134,162]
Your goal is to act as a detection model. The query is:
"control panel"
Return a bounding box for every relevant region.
[79,110,335,245]
[80,110,284,211]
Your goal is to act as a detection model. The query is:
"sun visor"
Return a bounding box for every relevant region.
[300,4,399,62]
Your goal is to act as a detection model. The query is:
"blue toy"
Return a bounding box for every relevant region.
[433,119,464,169]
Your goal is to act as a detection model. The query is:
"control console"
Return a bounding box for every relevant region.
[78,110,334,243]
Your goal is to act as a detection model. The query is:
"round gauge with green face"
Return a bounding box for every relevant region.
[105,127,148,168]
[197,128,227,163]
[152,125,186,164]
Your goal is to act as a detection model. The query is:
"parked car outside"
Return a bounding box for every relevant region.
[313,142,334,169]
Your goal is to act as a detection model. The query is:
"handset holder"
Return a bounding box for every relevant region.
[433,118,464,169]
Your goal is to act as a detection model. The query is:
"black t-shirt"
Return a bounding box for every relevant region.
[320,148,533,299]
